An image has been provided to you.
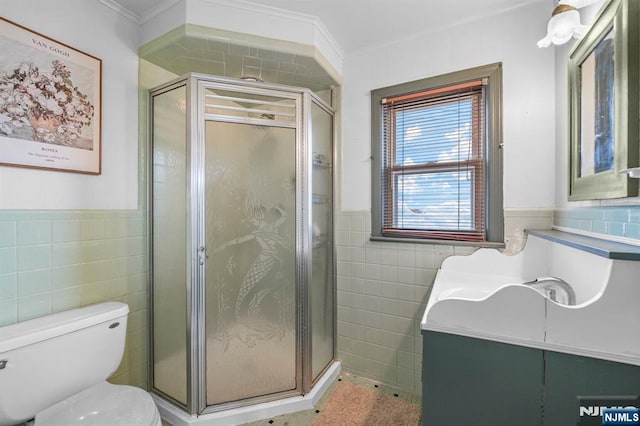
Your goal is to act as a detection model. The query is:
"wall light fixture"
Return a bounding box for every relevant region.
[537,0,600,48]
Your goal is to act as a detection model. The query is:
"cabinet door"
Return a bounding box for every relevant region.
[422,331,543,426]
[543,351,640,425]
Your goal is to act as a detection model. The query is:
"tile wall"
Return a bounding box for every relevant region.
[554,207,640,240]
[335,208,553,396]
[0,210,148,388]
[503,208,555,254]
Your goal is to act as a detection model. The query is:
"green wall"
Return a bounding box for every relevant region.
[0,209,148,387]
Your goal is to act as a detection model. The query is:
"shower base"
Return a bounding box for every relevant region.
[154,361,341,426]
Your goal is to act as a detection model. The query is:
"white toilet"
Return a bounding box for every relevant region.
[0,302,161,426]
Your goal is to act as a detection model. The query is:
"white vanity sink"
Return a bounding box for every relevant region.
[422,230,640,365]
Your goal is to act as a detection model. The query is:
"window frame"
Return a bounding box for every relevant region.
[371,63,504,245]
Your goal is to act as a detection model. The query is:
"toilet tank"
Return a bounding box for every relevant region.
[0,302,129,426]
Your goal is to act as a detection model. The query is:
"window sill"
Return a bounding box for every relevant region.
[369,235,505,249]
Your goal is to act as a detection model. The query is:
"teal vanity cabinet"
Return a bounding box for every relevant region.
[421,231,640,425]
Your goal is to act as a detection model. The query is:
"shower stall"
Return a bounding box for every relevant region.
[148,74,336,421]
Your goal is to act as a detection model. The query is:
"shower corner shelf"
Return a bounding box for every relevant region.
[313,163,332,169]
[312,193,329,205]
[312,153,332,169]
[313,235,328,249]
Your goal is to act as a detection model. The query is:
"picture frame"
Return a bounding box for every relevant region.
[0,17,102,175]
[568,0,639,200]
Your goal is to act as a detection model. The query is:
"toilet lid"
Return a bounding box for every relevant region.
[35,381,161,426]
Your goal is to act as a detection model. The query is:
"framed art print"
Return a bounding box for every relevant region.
[0,17,102,174]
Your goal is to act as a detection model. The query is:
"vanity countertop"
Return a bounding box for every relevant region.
[526,229,640,261]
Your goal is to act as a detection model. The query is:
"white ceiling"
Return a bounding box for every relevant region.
[113,0,550,53]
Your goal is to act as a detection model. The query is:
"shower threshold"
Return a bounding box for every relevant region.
[154,361,341,426]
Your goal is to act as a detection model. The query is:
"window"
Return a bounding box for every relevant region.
[371,63,503,243]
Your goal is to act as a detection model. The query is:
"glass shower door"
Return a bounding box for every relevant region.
[203,120,297,406]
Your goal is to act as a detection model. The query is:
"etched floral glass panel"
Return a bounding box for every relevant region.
[204,120,297,405]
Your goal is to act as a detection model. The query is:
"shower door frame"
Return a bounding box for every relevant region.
[148,78,194,411]
[195,77,305,414]
[148,74,337,416]
[301,91,338,391]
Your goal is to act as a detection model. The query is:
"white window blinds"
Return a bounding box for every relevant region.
[379,79,487,242]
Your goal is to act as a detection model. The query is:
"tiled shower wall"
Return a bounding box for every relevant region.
[0,210,148,388]
[336,208,553,395]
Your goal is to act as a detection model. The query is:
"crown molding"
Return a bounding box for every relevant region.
[139,0,183,24]
[98,0,182,24]
[98,0,140,23]
[350,0,542,56]
[200,0,344,60]
[99,0,343,67]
